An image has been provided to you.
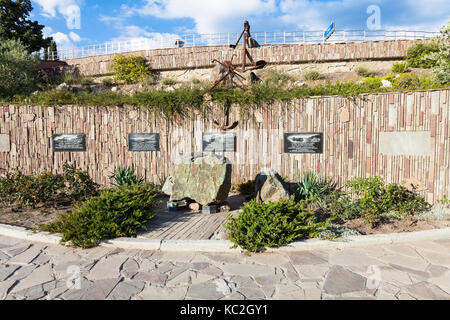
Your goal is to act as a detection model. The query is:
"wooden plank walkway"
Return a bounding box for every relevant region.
[137,195,245,240]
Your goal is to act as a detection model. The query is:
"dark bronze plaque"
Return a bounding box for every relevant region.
[128,133,160,151]
[283,132,323,154]
[52,134,86,152]
[202,132,236,152]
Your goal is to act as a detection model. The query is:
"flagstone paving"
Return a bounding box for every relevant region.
[0,235,449,300]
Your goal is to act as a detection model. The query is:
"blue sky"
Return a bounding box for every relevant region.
[31,0,450,50]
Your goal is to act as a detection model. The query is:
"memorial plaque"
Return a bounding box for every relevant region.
[202,132,236,152]
[52,134,86,152]
[284,132,323,154]
[128,133,160,151]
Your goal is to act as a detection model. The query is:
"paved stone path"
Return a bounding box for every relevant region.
[0,235,449,300]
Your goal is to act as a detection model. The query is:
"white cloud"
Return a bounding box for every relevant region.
[34,0,82,29]
[51,32,74,49]
[121,0,449,34]
[51,31,84,49]
[69,32,81,42]
[110,25,181,50]
[124,0,277,33]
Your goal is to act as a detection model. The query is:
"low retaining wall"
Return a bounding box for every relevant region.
[65,40,427,76]
[0,89,448,203]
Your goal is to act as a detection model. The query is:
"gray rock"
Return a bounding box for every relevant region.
[288,251,328,265]
[404,281,450,299]
[162,175,174,195]
[132,271,168,285]
[121,258,140,279]
[187,279,230,300]
[0,251,11,263]
[0,265,20,281]
[254,169,290,203]
[170,154,232,206]
[323,265,367,295]
[107,280,145,300]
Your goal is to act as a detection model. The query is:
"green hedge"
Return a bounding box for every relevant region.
[40,183,161,248]
[224,198,333,252]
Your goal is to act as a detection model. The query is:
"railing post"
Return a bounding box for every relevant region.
[303,31,305,43]
[363,30,366,42]
[227,32,230,46]
[283,32,286,44]
[193,34,195,47]
[264,32,267,44]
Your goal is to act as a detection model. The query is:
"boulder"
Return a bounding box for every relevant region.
[162,175,174,195]
[170,154,232,206]
[254,169,290,203]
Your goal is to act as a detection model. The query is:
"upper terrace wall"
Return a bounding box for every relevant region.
[65,40,426,77]
[0,89,448,203]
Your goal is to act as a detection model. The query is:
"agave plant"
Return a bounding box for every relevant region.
[295,171,328,200]
[110,166,144,187]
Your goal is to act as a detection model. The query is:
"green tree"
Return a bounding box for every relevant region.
[0,38,38,98]
[0,0,52,53]
[427,21,450,84]
[48,40,58,60]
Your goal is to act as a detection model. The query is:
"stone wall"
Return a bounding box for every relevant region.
[65,39,427,77]
[0,89,448,203]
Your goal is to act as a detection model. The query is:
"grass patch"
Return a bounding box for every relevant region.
[392,62,409,74]
[303,69,322,80]
[355,65,373,77]
[2,74,448,117]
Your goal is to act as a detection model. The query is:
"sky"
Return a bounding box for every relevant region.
[31,0,450,51]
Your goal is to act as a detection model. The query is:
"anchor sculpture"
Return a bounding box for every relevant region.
[210,21,267,130]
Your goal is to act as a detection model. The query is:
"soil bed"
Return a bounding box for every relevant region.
[342,217,450,235]
[0,204,71,229]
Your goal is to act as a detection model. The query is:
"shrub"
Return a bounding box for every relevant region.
[361,76,383,89]
[142,75,155,86]
[392,62,409,73]
[295,172,330,200]
[224,198,333,252]
[62,163,100,201]
[437,195,450,205]
[0,38,38,98]
[110,166,144,187]
[315,189,361,220]
[101,77,114,86]
[161,78,177,86]
[303,69,322,80]
[40,183,161,248]
[406,41,440,68]
[110,54,151,84]
[0,170,64,207]
[232,180,255,196]
[61,74,81,85]
[355,65,372,77]
[0,163,99,207]
[263,70,293,86]
[389,73,435,90]
[80,77,94,85]
[428,21,450,84]
[345,177,429,226]
[192,78,201,84]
